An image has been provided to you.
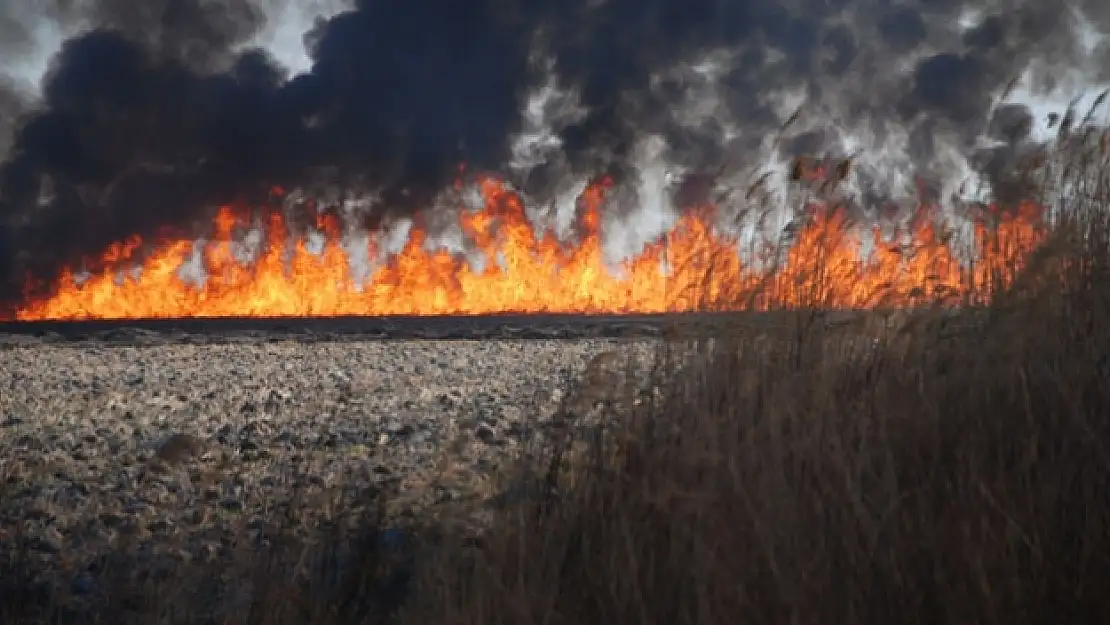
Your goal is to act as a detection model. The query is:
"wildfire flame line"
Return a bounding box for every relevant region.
[8,178,1045,321]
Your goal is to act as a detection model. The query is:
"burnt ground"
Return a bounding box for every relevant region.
[0,309,937,345]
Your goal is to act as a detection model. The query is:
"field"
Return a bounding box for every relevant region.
[3,278,1110,625]
[0,332,655,617]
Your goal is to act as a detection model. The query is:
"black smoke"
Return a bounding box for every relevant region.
[0,0,1107,311]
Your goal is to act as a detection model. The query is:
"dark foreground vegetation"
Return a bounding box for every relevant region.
[5,171,1110,622]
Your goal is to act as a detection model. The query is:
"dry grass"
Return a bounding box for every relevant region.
[398,149,1110,624]
[399,236,1110,625]
[6,130,1110,623]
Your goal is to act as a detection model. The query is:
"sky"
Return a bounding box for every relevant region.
[0,0,349,95]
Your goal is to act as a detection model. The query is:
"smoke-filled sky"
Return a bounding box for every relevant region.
[0,0,1109,309]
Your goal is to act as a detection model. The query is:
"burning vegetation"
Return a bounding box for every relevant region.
[7,174,1045,320]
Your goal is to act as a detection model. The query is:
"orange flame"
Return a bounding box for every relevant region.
[9,178,1045,320]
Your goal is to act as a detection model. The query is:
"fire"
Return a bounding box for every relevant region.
[9,178,1044,320]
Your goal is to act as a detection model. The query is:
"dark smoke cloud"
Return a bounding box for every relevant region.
[0,0,1108,311]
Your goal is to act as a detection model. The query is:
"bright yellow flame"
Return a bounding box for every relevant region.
[10,179,1045,320]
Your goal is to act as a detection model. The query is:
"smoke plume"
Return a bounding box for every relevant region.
[1,0,1108,310]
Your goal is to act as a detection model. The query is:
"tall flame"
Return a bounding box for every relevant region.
[9,177,1045,320]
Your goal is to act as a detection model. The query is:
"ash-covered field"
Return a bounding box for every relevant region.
[0,312,740,344]
[0,323,665,596]
[0,310,922,600]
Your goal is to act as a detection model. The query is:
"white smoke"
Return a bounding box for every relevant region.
[508,65,594,241]
[600,135,681,266]
[508,69,587,174]
[176,240,207,287]
[502,15,1110,275]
